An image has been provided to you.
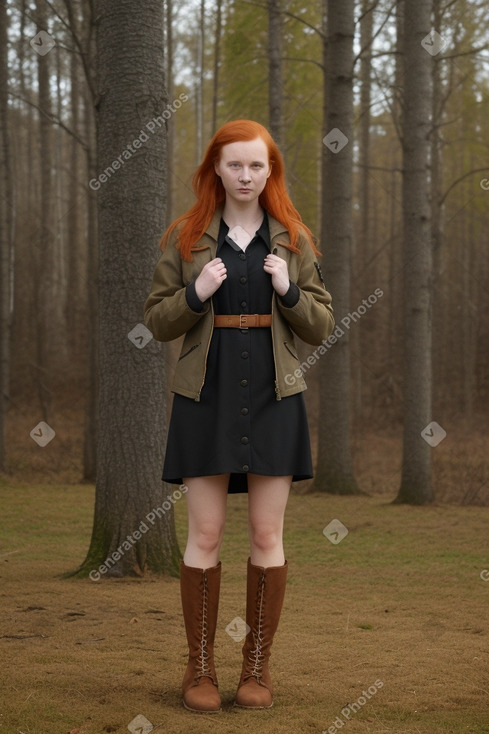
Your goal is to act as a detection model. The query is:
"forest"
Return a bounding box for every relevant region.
[1,1,489,732]
[1,0,489,569]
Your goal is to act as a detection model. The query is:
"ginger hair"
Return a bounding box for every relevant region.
[160,119,319,261]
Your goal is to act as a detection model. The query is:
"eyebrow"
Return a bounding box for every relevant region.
[227,160,266,165]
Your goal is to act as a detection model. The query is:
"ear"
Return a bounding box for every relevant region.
[266,164,272,179]
[214,161,221,177]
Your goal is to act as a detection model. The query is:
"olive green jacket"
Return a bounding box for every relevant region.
[144,209,334,401]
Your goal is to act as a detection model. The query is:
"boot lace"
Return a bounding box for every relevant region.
[246,570,266,680]
[195,570,212,680]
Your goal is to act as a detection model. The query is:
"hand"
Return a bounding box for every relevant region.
[195,257,227,301]
[263,253,290,296]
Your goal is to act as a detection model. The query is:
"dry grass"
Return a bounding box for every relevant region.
[1,478,489,734]
[2,390,489,731]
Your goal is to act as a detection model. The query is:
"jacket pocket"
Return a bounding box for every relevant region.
[283,341,299,360]
[179,343,201,361]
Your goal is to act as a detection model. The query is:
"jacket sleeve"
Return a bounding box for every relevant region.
[276,233,334,346]
[143,235,210,342]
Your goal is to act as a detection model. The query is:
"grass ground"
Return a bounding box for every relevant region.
[1,478,488,734]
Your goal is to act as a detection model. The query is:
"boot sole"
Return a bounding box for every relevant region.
[233,701,274,709]
[183,701,221,714]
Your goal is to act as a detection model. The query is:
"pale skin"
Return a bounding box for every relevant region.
[184,138,292,570]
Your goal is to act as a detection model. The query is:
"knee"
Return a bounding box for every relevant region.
[250,524,282,553]
[191,521,224,554]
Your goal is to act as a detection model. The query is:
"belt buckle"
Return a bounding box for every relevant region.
[239,314,249,329]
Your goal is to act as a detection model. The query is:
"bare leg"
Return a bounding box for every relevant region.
[247,474,291,567]
[182,474,229,569]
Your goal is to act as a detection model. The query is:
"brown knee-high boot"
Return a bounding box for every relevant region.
[234,557,288,709]
[180,560,221,713]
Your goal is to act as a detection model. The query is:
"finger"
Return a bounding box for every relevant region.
[205,258,222,270]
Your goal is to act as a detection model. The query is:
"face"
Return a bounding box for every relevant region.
[214,137,271,206]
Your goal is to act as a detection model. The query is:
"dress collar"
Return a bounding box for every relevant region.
[205,206,288,246]
[217,212,271,253]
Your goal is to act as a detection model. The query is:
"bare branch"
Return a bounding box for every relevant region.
[43,0,97,102]
[281,56,325,72]
[353,0,397,67]
[8,90,88,151]
[440,43,489,62]
[439,167,489,207]
[242,0,325,40]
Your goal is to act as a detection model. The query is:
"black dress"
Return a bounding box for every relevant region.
[162,214,313,493]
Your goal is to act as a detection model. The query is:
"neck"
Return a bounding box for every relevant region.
[222,200,263,230]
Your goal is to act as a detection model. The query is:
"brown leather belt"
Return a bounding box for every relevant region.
[213,314,272,328]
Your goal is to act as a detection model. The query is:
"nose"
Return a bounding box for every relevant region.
[239,168,251,182]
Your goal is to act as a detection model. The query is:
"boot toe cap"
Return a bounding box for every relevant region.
[183,678,221,713]
[235,679,273,709]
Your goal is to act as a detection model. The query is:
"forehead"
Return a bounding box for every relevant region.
[219,137,269,162]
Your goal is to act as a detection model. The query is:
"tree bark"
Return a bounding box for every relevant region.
[314,0,361,494]
[395,0,434,504]
[73,0,180,578]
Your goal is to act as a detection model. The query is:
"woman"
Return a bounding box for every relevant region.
[144,120,334,713]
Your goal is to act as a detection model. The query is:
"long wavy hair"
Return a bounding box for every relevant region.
[160,119,319,261]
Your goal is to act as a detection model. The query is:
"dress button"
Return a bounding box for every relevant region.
[241,351,249,359]
[240,379,248,387]
[239,253,246,260]
[240,276,247,284]
[241,407,249,415]
[242,465,249,472]
[241,436,249,444]
[240,300,247,308]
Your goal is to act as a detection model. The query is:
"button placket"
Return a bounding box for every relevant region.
[237,247,251,473]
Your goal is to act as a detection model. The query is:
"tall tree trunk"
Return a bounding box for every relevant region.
[83,84,98,482]
[388,0,404,373]
[75,0,99,482]
[54,43,68,365]
[196,0,205,163]
[73,0,180,577]
[431,0,444,423]
[35,0,55,421]
[461,153,475,424]
[0,0,13,470]
[165,0,174,221]
[268,0,284,150]
[211,0,222,134]
[314,0,360,494]
[67,6,82,359]
[395,0,434,504]
[353,0,374,423]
